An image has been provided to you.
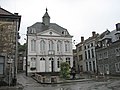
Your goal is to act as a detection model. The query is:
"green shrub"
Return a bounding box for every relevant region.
[60,62,70,79]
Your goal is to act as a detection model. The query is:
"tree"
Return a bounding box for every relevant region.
[18,42,27,52]
[60,62,70,79]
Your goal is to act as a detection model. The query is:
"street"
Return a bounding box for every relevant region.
[16,73,120,90]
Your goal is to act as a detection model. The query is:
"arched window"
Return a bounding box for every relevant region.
[65,41,70,52]
[57,41,62,52]
[49,40,54,50]
[40,58,45,61]
[40,40,45,51]
[31,39,36,51]
[49,58,54,60]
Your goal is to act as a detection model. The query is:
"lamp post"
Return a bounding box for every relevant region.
[24,36,28,76]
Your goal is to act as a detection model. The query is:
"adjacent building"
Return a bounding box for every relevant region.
[96,23,120,75]
[76,37,85,72]
[0,7,21,85]
[27,9,73,75]
[83,32,99,73]
[76,32,99,74]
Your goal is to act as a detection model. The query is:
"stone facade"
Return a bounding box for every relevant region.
[76,38,85,73]
[96,24,120,75]
[0,7,21,84]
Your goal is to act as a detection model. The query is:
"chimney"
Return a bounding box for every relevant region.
[81,36,84,42]
[116,23,120,31]
[92,31,96,37]
[14,13,18,15]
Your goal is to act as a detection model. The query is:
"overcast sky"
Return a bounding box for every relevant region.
[1,0,120,45]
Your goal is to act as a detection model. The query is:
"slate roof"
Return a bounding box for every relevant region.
[27,22,71,36]
[0,7,14,15]
[0,7,20,17]
[99,29,120,42]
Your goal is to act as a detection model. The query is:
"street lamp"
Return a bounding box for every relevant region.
[24,37,28,76]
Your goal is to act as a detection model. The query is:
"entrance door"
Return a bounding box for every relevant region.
[51,60,54,72]
[49,58,54,72]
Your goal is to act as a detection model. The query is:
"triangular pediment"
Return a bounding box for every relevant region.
[37,29,62,36]
[0,7,15,16]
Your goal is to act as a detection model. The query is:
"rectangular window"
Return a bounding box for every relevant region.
[88,50,91,59]
[91,49,94,58]
[98,65,104,74]
[89,62,92,71]
[93,61,96,72]
[86,62,88,71]
[85,51,87,60]
[104,52,108,58]
[91,43,93,47]
[79,46,82,51]
[66,58,70,65]
[57,60,60,68]
[79,55,83,61]
[87,45,90,48]
[115,62,120,72]
[115,48,120,56]
[105,64,109,74]
[31,58,36,68]
[99,53,102,60]
[65,41,70,52]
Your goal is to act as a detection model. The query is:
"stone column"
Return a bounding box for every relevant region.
[54,56,57,72]
[36,56,40,72]
[45,56,49,72]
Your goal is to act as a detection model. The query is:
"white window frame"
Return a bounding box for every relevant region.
[66,57,70,65]
[57,41,62,52]
[57,58,62,68]
[49,40,54,50]
[31,39,36,52]
[65,41,70,52]
[31,58,36,68]
[40,40,45,52]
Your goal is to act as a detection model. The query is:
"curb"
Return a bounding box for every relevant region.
[33,76,93,84]
[0,84,23,90]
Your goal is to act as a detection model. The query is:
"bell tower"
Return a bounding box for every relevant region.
[42,8,50,26]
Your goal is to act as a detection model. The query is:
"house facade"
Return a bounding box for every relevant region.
[0,7,21,85]
[76,32,99,73]
[83,32,98,73]
[27,9,73,74]
[96,23,120,75]
[76,37,85,73]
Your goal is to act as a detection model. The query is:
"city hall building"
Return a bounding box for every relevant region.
[27,9,73,75]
